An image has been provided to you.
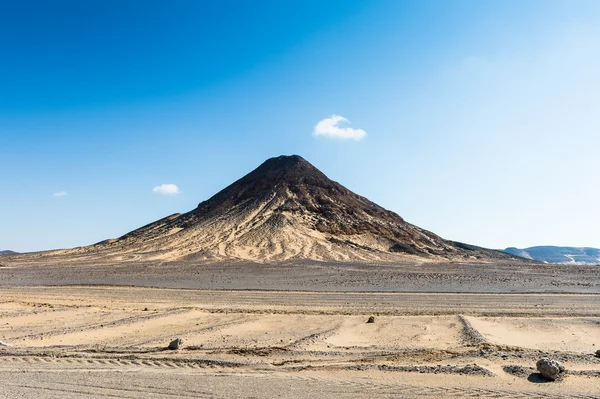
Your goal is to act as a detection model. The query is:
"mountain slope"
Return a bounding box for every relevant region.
[504,246,600,265]
[0,250,18,255]
[50,155,515,263]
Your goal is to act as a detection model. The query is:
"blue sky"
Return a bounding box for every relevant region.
[1,0,599,252]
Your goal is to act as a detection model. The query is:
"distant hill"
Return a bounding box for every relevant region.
[0,250,18,255]
[503,246,600,265]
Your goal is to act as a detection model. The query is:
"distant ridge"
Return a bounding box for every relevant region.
[25,155,518,263]
[503,246,600,265]
[0,250,18,255]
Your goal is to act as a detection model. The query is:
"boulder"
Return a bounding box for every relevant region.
[366,316,375,324]
[536,358,565,381]
[595,349,600,358]
[168,337,183,350]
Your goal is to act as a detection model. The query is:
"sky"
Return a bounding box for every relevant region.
[1,0,599,252]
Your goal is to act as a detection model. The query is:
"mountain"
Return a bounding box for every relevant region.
[0,250,18,255]
[52,155,515,263]
[503,246,600,265]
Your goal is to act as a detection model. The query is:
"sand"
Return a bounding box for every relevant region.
[1,285,599,398]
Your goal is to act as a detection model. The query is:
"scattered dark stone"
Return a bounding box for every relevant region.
[143,307,149,311]
[458,315,488,346]
[595,349,600,358]
[366,316,375,324]
[389,242,425,255]
[536,358,565,381]
[375,363,493,376]
[502,365,534,378]
[168,338,183,350]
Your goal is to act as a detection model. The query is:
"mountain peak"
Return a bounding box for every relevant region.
[263,154,307,166]
[244,154,326,185]
[194,154,335,211]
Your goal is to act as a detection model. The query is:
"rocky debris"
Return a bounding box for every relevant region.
[366,316,375,324]
[505,363,599,380]
[482,348,600,366]
[343,363,493,376]
[569,370,600,377]
[285,328,339,350]
[168,338,183,350]
[458,315,488,346]
[536,358,565,381]
[502,365,535,378]
[228,347,289,357]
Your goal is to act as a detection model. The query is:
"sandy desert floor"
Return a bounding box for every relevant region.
[1,284,599,398]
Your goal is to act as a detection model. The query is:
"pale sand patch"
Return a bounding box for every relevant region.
[180,313,332,348]
[2,308,119,333]
[322,315,463,350]
[12,311,465,352]
[466,316,600,352]
[0,301,33,313]
[179,315,464,350]
[22,309,221,347]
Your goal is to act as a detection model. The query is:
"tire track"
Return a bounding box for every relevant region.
[2,381,215,398]
[3,288,600,317]
[0,355,248,370]
[129,314,251,347]
[57,380,217,398]
[288,374,600,399]
[11,308,192,341]
[2,356,600,399]
[284,324,341,350]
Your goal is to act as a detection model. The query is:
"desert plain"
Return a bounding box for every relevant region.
[1,259,599,398]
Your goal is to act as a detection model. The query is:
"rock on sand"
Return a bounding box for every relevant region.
[536,358,565,381]
[168,338,183,350]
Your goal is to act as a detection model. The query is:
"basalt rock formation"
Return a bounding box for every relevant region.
[56,155,515,263]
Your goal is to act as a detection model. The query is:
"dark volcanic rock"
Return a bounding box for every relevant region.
[39,155,523,263]
[536,358,565,381]
[168,337,183,350]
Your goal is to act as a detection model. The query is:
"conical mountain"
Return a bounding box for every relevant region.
[67,155,512,263]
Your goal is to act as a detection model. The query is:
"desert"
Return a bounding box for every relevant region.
[1,281,600,398]
[2,155,600,398]
[4,1,600,397]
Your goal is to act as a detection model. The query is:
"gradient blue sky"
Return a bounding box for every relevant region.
[1,0,599,252]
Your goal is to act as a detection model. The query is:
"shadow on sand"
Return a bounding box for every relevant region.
[527,373,552,383]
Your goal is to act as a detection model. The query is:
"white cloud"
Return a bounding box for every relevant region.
[153,184,181,196]
[53,191,68,197]
[313,115,367,141]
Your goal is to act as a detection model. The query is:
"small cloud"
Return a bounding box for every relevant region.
[153,184,181,196]
[53,191,68,197]
[313,115,367,141]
